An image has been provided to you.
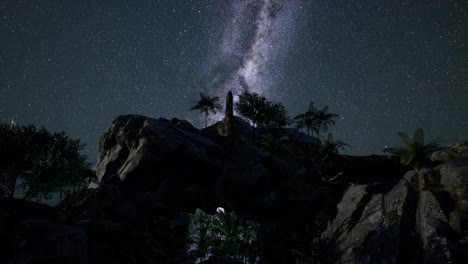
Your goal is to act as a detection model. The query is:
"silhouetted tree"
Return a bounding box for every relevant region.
[190,92,222,128]
[314,106,339,139]
[293,102,318,136]
[236,91,288,141]
[294,103,338,139]
[264,101,288,129]
[0,122,89,200]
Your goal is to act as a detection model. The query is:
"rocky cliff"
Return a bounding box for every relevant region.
[322,154,468,263]
[1,115,466,264]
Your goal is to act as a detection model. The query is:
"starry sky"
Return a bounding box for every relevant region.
[1,0,467,162]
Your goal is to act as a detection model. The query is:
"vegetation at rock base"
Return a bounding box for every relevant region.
[187,208,258,263]
[0,122,90,201]
[321,133,349,157]
[191,92,223,128]
[383,128,457,171]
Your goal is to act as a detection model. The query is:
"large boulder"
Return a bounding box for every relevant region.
[90,115,433,263]
[324,156,468,263]
[417,190,453,263]
[431,143,468,162]
[439,158,468,239]
[322,180,418,263]
[409,158,468,262]
[89,115,336,263]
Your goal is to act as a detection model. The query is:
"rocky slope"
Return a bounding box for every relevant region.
[1,115,466,264]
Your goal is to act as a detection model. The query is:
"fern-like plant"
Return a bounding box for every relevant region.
[383,128,453,171]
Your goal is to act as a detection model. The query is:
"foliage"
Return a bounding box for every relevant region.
[321,133,349,156]
[236,91,288,129]
[0,122,89,200]
[293,102,339,139]
[296,143,322,165]
[264,101,288,129]
[187,209,216,261]
[383,128,456,171]
[314,106,339,139]
[260,133,289,154]
[190,92,222,128]
[187,208,258,263]
[293,102,317,136]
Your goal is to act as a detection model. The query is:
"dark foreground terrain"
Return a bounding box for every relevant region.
[1,115,467,263]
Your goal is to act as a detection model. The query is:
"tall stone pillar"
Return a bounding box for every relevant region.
[224,91,233,146]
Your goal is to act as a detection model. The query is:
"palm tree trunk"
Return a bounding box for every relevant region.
[205,111,208,128]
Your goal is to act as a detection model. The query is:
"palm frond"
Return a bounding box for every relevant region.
[308,102,317,112]
[397,132,413,151]
[400,153,415,166]
[385,128,461,172]
[383,146,406,156]
[191,92,223,127]
[199,92,208,99]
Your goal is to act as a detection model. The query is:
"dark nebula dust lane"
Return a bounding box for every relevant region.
[0,0,466,162]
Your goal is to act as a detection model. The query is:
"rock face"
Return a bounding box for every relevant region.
[90,115,336,263]
[431,143,468,162]
[440,159,468,240]
[3,114,466,263]
[90,115,408,263]
[322,180,417,263]
[324,158,468,264]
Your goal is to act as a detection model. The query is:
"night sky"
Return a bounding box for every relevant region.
[1,0,467,162]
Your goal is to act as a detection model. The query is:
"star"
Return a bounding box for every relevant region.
[0,0,466,162]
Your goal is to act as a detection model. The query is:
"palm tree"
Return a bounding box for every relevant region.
[190,92,222,128]
[383,128,455,171]
[294,102,339,139]
[314,106,339,139]
[293,102,318,136]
